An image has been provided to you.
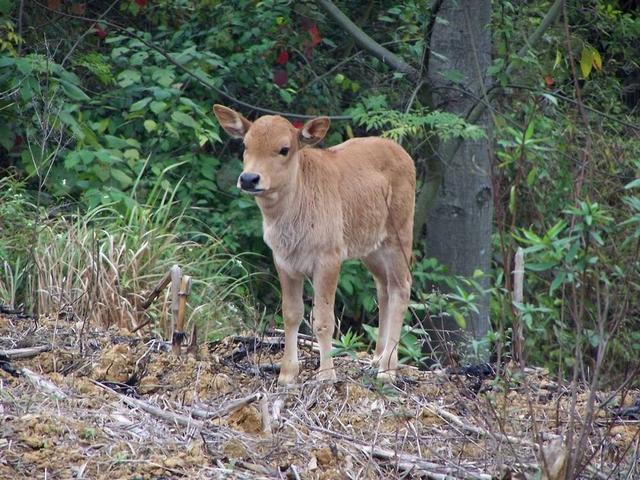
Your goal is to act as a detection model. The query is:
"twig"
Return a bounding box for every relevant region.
[93,380,205,428]
[259,392,272,435]
[140,269,172,310]
[20,367,67,400]
[0,345,51,359]
[187,392,263,420]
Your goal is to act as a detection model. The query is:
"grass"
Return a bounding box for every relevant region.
[0,174,260,340]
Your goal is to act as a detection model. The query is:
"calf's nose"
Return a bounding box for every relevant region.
[239,172,260,190]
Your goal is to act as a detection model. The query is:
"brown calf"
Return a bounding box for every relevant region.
[213,105,416,384]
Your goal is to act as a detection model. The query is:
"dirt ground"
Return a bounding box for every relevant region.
[0,313,638,479]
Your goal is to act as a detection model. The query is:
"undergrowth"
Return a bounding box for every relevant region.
[0,174,259,340]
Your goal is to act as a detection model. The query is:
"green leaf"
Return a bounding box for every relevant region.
[278,88,293,104]
[124,148,139,161]
[524,120,535,141]
[440,69,466,84]
[0,0,12,15]
[143,119,158,132]
[580,48,593,78]
[624,178,640,189]
[453,311,466,329]
[150,101,167,114]
[64,152,80,169]
[550,271,566,295]
[60,80,90,101]
[117,69,141,88]
[508,185,516,215]
[130,97,152,112]
[0,124,13,150]
[0,56,16,68]
[111,169,133,187]
[104,135,130,149]
[591,48,602,71]
[171,111,198,128]
[553,49,562,70]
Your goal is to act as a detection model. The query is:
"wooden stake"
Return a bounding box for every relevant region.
[172,269,192,355]
[512,248,525,368]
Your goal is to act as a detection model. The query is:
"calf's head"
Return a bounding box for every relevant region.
[213,105,330,196]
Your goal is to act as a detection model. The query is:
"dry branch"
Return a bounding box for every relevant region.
[188,392,263,420]
[20,367,67,400]
[94,380,205,429]
[0,344,51,359]
[140,269,172,310]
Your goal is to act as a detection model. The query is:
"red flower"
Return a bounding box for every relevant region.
[276,50,289,65]
[292,120,304,129]
[274,69,288,88]
[543,74,554,88]
[135,0,147,6]
[308,24,321,46]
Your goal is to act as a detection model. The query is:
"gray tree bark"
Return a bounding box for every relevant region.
[424,0,493,352]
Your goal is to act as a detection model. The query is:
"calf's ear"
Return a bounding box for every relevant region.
[213,104,252,138]
[299,117,330,146]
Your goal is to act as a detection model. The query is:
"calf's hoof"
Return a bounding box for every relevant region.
[316,368,337,382]
[376,369,397,384]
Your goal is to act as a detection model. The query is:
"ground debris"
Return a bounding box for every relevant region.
[0,314,638,479]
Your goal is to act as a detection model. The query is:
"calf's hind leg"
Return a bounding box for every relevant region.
[373,245,412,383]
[363,253,390,364]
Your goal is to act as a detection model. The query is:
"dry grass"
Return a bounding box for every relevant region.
[0,176,259,340]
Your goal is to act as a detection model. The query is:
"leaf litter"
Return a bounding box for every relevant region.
[0,313,638,479]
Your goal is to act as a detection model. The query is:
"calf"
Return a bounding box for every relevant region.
[213,105,416,384]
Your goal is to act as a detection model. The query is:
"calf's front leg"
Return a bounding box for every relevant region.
[312,257,340,382]
[276,264,304,386]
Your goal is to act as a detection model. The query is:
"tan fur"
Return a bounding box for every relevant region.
[213,105,416,384]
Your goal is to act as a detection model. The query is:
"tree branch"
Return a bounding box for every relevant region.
[316,0,419,80]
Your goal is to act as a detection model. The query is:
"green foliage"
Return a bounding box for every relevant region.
[348,95,486,143]
[331,329,366,358]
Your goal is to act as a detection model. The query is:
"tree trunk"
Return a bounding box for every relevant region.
[424,0,493,356]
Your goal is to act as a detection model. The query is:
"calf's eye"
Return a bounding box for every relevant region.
[279,147,290,156]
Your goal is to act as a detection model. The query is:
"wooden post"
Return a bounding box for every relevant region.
[135,264,193,355]
[170,265,182,354]
[171,270,191,355]
[512,248,525,368]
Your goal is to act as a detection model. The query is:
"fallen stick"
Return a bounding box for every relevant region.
[259,393,272,435]
[93,380,204,429]
[0,345,51,359]
[20,367,67,400]
[188,392,263,420]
